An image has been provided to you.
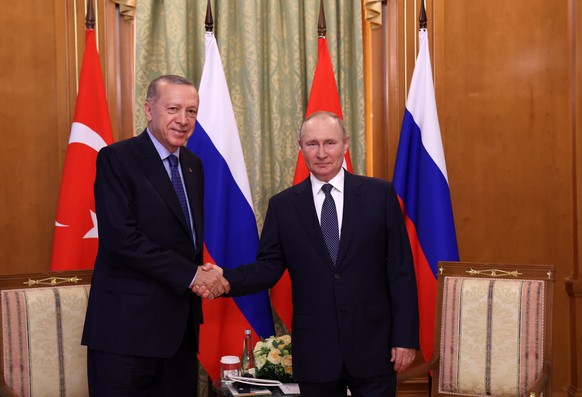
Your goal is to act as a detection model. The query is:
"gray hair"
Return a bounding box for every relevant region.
[146,75,196,103]
[298,111,348,140]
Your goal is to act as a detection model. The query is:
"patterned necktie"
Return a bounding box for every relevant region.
[168,155,195,244]
[321,183,339,265]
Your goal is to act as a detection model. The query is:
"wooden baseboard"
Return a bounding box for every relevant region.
[398,374,430,397]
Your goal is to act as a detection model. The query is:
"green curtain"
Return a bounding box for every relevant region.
[135,0,364,228]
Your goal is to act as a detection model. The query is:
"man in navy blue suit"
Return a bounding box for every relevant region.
[82,75,229,396]
[199,111,419,397]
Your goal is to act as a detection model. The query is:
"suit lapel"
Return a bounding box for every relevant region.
[180,152,203,247]
[133,131,191,237]
[292,178,337,268]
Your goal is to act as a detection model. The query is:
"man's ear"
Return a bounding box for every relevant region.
[144,101,153,121]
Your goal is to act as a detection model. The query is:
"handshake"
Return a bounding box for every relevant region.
[191,263,230,300]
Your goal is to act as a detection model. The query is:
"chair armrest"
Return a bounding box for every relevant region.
[527,361,551,397]
[397,353,439,383]
[0,382,18,397]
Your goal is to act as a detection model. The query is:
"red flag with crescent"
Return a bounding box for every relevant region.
[51,28,114,270]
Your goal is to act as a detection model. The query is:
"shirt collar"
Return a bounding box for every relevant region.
[310,168,345,195]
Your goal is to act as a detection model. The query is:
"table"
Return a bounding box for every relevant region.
[212,380,300,397]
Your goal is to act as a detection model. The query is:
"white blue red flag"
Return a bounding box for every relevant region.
[187,32,275,380]
[393,28,459,362]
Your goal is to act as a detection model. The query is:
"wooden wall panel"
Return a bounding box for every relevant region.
[0,1,61,274]
[102,1,135,141]
[566,0,582,394]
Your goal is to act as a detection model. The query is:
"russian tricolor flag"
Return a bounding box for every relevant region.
[393,28,459,362]
[187,32,275,380]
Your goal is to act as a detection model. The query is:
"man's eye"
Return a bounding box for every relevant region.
[187,109,198,117]
[167,107,178,114]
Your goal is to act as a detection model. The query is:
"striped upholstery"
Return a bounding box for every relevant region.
[1,285,90,397]
[439,277,544,397]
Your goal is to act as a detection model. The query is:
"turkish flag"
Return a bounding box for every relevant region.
[271,37,354,331]
[50,29,114,271]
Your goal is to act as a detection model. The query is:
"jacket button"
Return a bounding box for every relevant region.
[334,274,340,280]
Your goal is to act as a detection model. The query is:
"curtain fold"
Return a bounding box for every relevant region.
[135,0,364,226]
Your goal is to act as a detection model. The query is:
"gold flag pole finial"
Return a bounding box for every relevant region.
[205,0,214,33]
[86,0,95,30]
[318,0,326,38]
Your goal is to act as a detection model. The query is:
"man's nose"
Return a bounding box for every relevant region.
[176,111,188,124]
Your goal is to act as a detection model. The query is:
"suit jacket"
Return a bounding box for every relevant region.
[82,130,204,358]
[223,172,419,382]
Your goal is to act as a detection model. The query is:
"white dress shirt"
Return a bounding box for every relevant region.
[310,168,345,239]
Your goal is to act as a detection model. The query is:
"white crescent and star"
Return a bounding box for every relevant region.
[54,122,108,239]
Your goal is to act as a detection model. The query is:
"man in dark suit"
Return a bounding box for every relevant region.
[82,75,229,396]
[201,111,418,397]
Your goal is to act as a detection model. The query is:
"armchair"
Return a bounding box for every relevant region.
[398,261,554,397]
[0,270,92,397]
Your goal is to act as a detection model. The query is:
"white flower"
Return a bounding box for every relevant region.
[255,355,267,370]
[253,341,265,353]
[281,355,292,368]
[267,349,281,364]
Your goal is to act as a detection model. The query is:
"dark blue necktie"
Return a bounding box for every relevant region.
[321,183,339,265]
[168,155,195,244]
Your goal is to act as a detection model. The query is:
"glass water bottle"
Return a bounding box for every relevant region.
[241,329,255,376]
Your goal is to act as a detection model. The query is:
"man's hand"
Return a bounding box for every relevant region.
[192,263,230,299]
[390,347,416,373]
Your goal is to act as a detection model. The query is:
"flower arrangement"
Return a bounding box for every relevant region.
[253,334,293,383]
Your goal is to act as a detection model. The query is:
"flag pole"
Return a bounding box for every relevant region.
[419,0,427,29]
[86,0,95,29]
[418,2,430,391]
[205,0,213,33]
[318,0,326,38]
